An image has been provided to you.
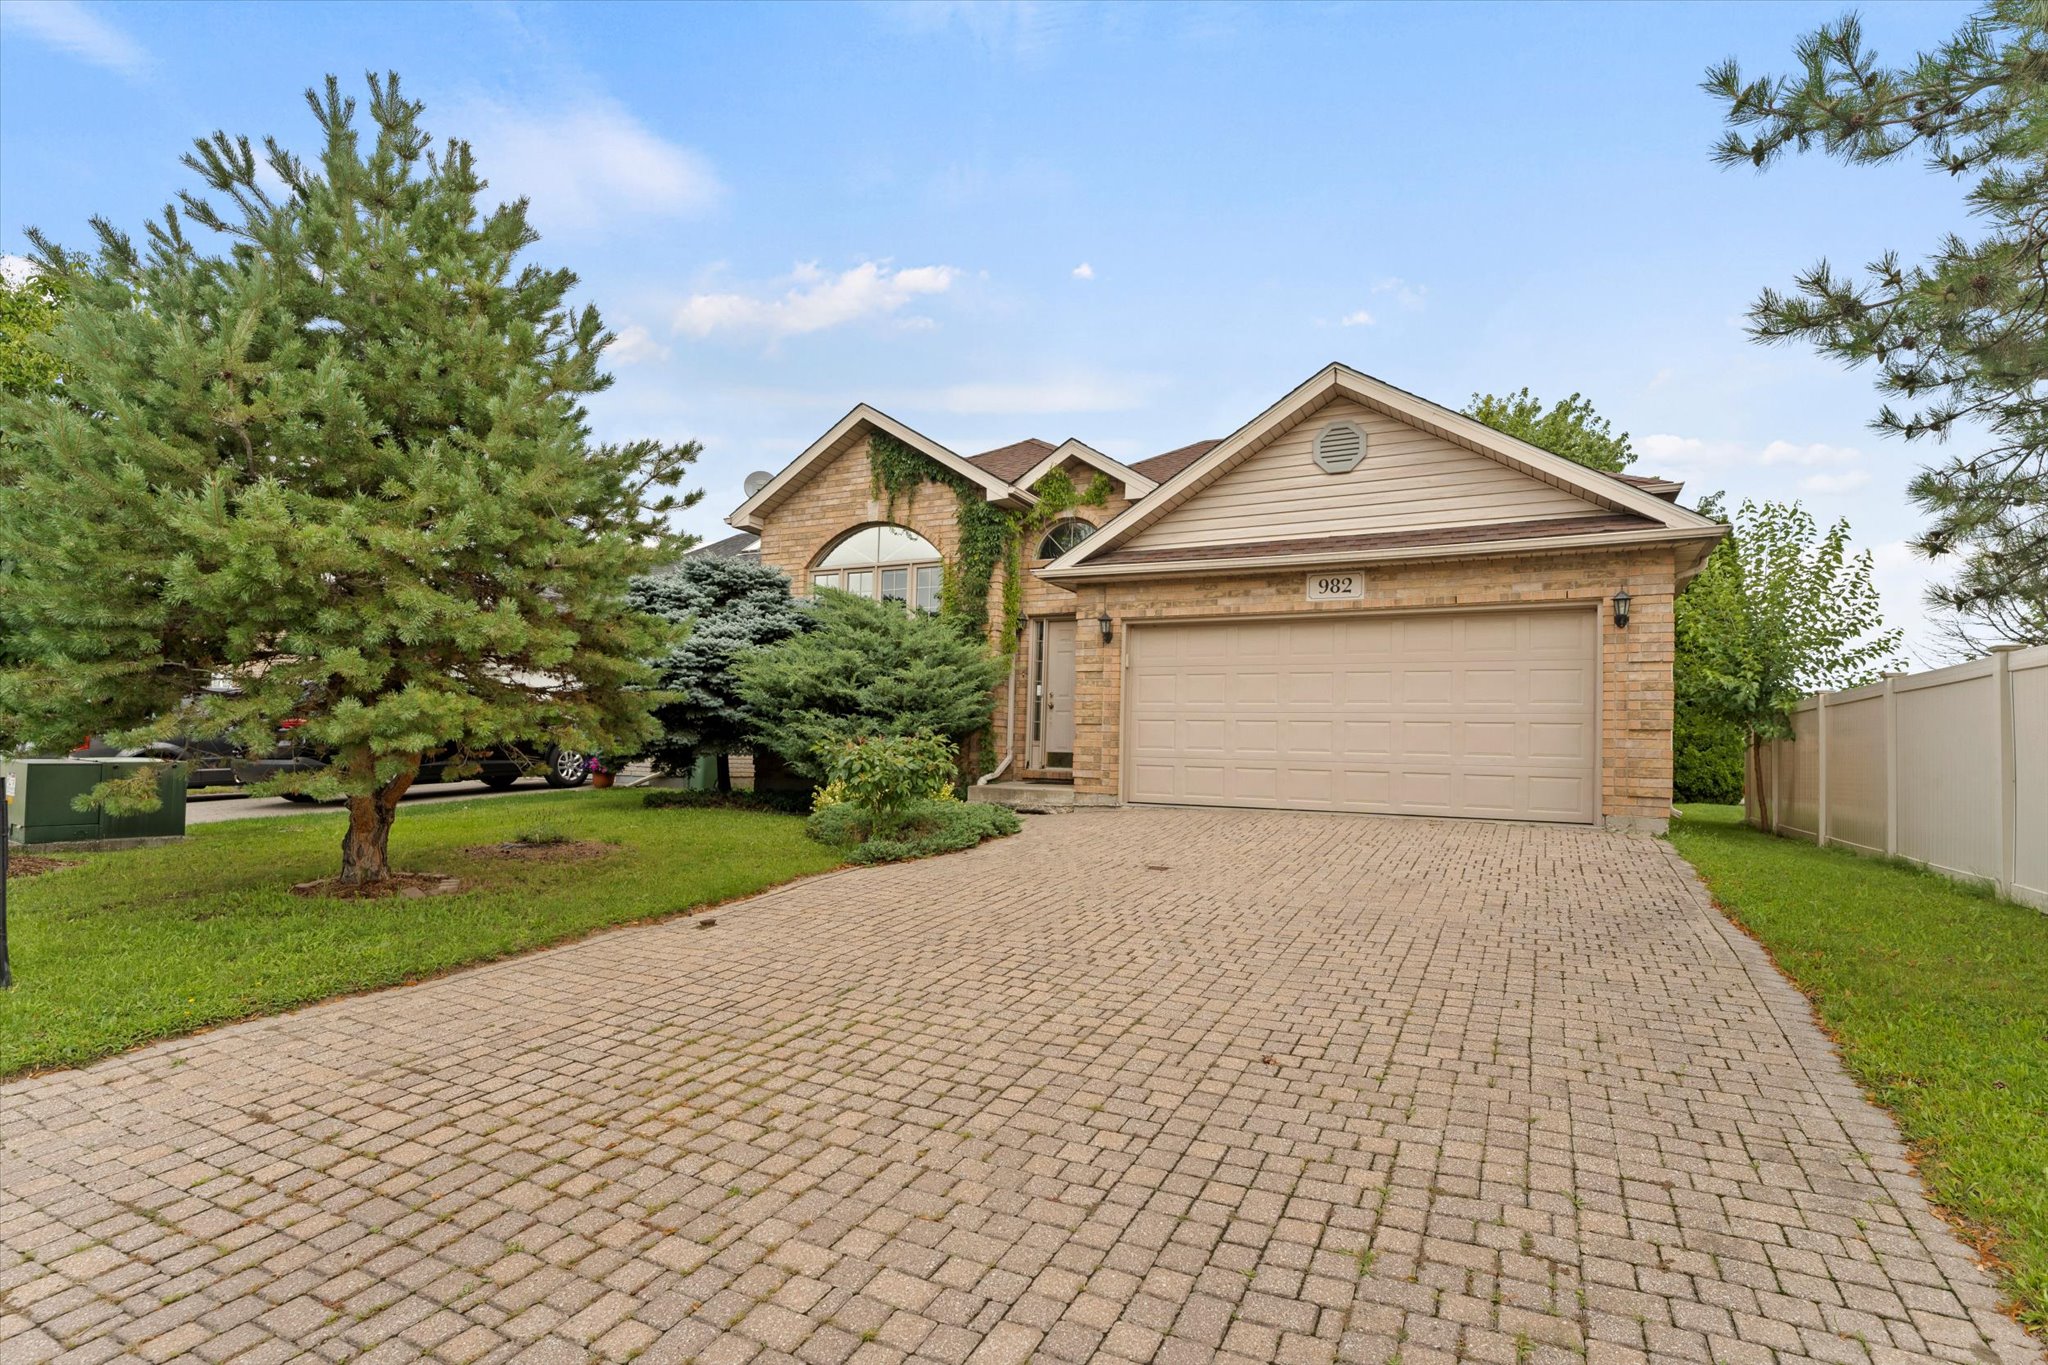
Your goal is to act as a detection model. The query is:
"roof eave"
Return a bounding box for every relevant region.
[1038,523,1729,584]
[1046,363,1722,574]
[1015,440,1159,499]
[727,403,1031,533]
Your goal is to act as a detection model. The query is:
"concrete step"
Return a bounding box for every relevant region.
[969,780,1079,813]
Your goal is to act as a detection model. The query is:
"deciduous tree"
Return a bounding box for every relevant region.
[0,267,65,748]
[0,267,63,399]
[1464,388,1636,473]
[1678,500,1902,825]
[1671,494,1747,804]
[0,74,700,886]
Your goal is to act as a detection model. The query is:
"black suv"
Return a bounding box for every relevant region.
[70,683,249,790]
[72,733,244,790]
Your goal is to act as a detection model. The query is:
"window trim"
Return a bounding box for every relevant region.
[810,523,944,611]
[1035,517,1097,561]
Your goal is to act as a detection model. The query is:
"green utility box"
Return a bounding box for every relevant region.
[3,758,187,846]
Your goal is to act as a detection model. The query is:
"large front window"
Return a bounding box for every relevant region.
[811,525,943,612]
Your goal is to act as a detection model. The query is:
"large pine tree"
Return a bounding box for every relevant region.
[1708,3,2048,648]
[0,75,701,886]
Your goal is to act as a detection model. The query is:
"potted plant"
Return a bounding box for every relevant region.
[589,755,615,789]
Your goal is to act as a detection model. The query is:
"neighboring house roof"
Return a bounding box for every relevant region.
[966,438,1056,482]
[1131,439,1222,484]
[1041,363,1726,582]
[1609,471,1685,501]
[688,531,761,563]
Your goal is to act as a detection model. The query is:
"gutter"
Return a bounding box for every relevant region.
[1038,524,1729,585]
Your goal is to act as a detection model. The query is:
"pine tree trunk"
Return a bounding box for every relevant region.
[337,750,421,886]
[716,752,732,793]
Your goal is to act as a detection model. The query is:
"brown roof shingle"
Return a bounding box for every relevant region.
[1130,439,1221,484]
[964,438,1055,483]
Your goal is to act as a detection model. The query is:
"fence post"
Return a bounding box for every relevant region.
[1993,646,2019,899]
[1816,693,1831,849]
[1770,732,1782,833]
[1883,673,1901,858]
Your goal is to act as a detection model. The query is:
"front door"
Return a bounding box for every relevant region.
[1035,618,1077,769]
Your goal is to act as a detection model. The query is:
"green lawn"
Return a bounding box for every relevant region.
[0,791,843,1077]
[1670,803,2048,1335]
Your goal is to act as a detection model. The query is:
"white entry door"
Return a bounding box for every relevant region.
[1124,608,1598,823]
[1035,618,1077,768]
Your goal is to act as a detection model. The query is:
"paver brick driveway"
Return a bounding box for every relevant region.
[3,810,2038,1365]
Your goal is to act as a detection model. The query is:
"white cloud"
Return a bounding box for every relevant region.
[1,0,147,75]
[606,324,669,366]
[1371,276,1428,310]
[674,261,961,340]
[1759,439,1863,468]
[1638,432,1889,508]
[1,254,38,287]
[1638,433,1707,463]
[1071,262,1094,280]
[901,374,1158,415]
[1640,432,1871,484]
[462,98,721,234]
[1799,470,1871,495]
[1339,309,1375,327]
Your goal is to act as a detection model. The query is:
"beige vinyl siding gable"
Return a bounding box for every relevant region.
[1125,397,1605,552]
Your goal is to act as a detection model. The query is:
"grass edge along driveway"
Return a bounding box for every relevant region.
[1670,803,2048,1339]
[0,790,844,1078]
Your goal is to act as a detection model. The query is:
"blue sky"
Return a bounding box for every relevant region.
[1,0,1980,657]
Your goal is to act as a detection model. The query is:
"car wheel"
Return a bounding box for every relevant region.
[542,748,590,788]
[479,772,521,790]
[280,792,318,804]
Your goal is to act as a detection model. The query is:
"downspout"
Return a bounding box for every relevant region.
[978,659,1018,786]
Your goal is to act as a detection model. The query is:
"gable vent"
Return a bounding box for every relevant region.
[1312,421,1366,474]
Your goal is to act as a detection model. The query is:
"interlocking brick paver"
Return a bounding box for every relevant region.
[1,810,2038,1364]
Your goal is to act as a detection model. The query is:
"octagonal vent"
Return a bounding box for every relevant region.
[1312,421,1365,474]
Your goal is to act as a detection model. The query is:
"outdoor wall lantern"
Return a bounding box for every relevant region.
[1612,587,1632,631]
[1097,609,1114,644]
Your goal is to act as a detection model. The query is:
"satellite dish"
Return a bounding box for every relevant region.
[743,470,773,497]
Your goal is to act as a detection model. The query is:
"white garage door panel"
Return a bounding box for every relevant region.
[1127,609,1598,823]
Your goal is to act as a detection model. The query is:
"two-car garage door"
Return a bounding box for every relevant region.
[1124,608,1599,823]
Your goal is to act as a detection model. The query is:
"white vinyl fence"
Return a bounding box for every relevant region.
[1745,644,2048,909]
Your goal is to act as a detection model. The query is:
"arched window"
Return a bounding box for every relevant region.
[1036,518,1096,560]
[812,525,943,612]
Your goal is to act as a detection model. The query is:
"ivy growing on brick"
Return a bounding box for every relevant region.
[867,433,1111,650]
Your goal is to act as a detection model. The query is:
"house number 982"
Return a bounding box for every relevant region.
[1307,573,1362,601]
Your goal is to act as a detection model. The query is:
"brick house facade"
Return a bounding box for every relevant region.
[727,365,1723,832]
